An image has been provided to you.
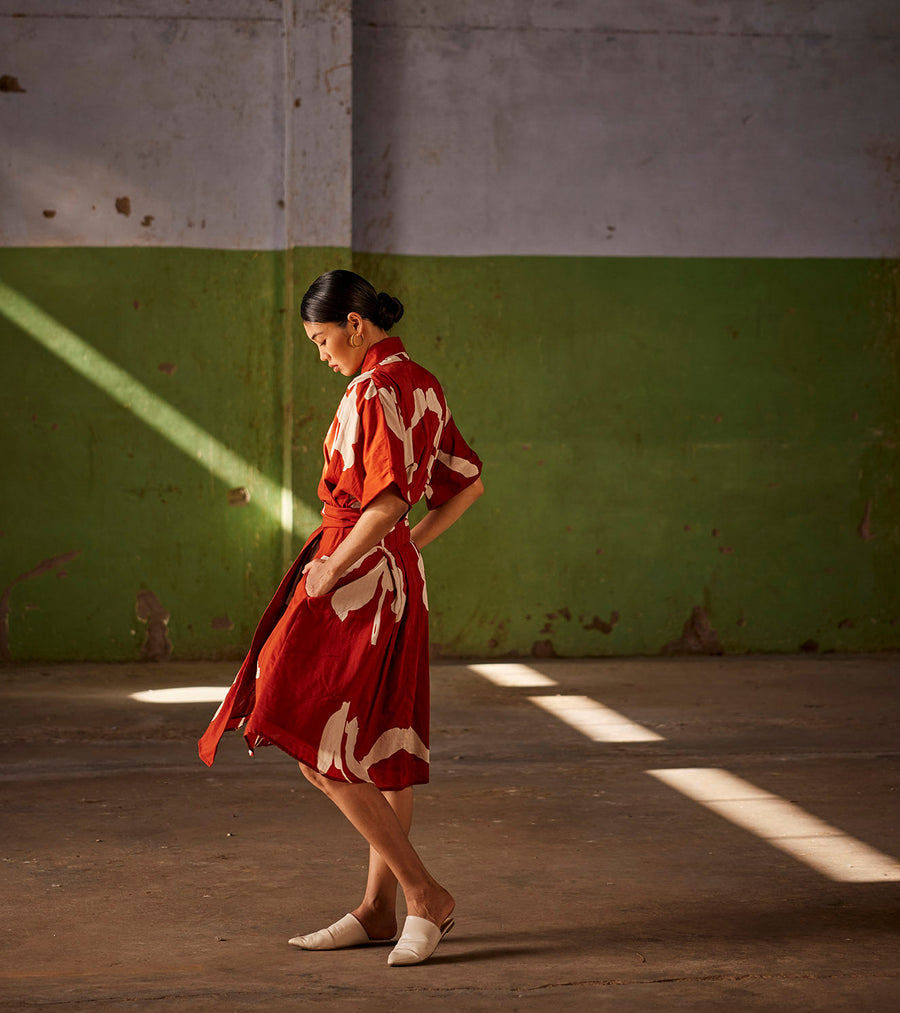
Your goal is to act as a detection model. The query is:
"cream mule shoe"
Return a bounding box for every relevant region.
[387,915,455,966]
[289,913,392,950]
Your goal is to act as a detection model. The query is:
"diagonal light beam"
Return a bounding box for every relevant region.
[528,694,664,743]
[648,767,900,883]
[468,663,558,688]
[0,278,320,538]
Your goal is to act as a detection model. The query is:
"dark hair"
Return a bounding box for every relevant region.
[300,270,404,331]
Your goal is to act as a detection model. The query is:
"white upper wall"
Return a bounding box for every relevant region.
[352,0,900,257]
[2,1,897,255]
[0,0,351,249]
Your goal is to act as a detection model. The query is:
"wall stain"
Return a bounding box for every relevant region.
[584,610,620,634]
[531,639,556,658]
[322,61,351,94]
[115,196,131,216]
[662,605,723,655]
[0,550,82,661]
[858,499,874,541]
[0,74,26,93]
[135,590,172,661]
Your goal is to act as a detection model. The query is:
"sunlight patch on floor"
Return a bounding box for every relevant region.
[467,663,558,688]
[648,767,900,883]
[528,694,664,743]
[130,687,230,704]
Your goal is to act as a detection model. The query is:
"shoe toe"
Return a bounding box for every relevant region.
[288,913,369,950]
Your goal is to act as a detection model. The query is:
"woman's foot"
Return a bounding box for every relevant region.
[387,912,455,966]
[288,913,374,949]
[405,883,455,930]
[350,901,399,942]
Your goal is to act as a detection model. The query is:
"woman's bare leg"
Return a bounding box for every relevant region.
[300,767,454,933]
[347,787,411,939]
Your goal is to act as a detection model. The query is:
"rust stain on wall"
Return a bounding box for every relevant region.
[115,196,131,216]
[135,590,172,661]
[662,605,723,655]
[0,550,82,661]
[0,74,26,93]
[227,487,251,506]
[584,610,620,634]
[531,639,556,658]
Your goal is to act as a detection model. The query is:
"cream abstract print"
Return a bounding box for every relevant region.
[199,337,483,792]
[316,700,430,784]
[328,546,407,647]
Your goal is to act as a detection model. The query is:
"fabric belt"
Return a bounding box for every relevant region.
[321,503,364,527]
[320,502,411,550]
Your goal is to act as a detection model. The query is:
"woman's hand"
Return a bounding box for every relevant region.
[302,555,338,598]
[302,489,408,600]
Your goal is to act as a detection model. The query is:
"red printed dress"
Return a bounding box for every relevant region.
[198,337,482,791]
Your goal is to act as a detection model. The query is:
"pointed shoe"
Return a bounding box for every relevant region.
[288,913,388,950]
[387,915,455,966]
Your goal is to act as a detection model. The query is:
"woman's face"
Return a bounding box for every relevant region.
[304,317,365,377]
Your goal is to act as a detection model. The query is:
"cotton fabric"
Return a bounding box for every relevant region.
[199,337,482,790]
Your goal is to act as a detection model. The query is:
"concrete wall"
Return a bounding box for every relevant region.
[1,0,898,662]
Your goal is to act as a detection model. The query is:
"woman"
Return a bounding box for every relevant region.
[199,270,484,967]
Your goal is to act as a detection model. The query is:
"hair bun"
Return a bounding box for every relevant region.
[376,292,404,330]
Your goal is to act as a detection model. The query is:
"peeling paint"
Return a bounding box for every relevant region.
[584,611,620,634]
[210,616,234,631]
[0,74,26,93]
[115,196,131,216]
[135,590,172,661]
[227,487,251,506]
[0,550,82,661]
[531,639,556,659]
[662,606,723,655]
[157,362,176,375]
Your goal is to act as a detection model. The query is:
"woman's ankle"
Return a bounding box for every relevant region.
[352,900,398,939]
[404,884,455,927]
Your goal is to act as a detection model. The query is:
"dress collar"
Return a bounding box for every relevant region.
[360,336,407,373]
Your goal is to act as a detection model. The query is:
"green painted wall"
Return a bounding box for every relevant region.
[1,250,898,660]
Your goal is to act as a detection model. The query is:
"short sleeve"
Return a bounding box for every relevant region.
[354,382,412,509]
[425,411,483,510]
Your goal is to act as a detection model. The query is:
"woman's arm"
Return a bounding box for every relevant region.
[302,488,408,597]
[410,478,484,551]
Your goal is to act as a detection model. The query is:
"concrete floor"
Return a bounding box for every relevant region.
[1,653,898,1011]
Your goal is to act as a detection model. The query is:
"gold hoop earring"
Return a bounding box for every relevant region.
[349,331,363,348]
